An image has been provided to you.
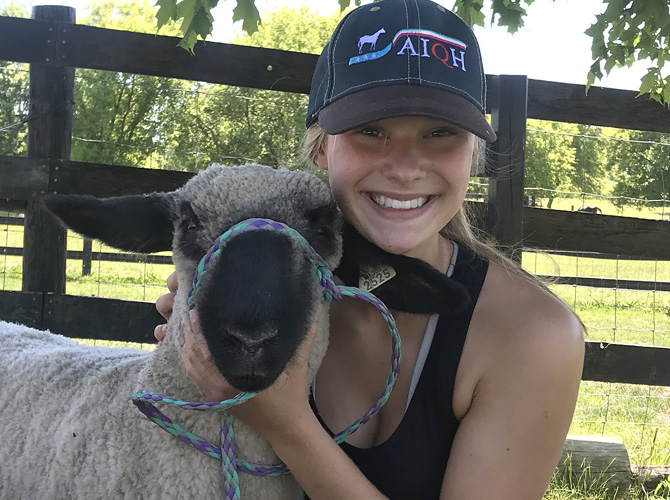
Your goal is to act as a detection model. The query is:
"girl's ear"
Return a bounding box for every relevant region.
[313,134,330,171]
[314,149,329,171]
[42,193,174,253]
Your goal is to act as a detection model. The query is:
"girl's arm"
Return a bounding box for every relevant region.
[440,268,585,500]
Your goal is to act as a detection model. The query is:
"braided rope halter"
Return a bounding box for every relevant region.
[131,218,402,500]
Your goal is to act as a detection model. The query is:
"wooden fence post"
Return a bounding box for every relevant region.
[486,74,528,261]
[22,6,75,294]
[82,237,92,276]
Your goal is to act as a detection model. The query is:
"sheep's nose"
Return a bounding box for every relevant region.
[227,327,277,350]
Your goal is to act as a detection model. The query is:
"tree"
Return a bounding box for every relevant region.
[1,0,339,172]
[67,2,341,172]
[585,0,670,105]
[570,124,608,197]
[155,7,341,172]
[155,0,670,105]
[606,129,670,206]
[0,2,29,157]
[71,0,185,168]
[524,119,578,208]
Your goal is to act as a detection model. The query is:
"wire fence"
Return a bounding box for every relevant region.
[0,64,29,157]
[522,123,670,466]
[2,67,670,465]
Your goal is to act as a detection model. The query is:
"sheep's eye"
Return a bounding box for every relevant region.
[180,202,201,232]
[183,216,200,232]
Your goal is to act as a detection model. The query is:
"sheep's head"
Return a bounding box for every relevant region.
[44,164,342,392]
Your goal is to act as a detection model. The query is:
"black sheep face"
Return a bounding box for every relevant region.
[43,164,343,393]
[192,230,323,392]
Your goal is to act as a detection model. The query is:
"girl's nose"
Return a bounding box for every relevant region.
[380,139,427,183]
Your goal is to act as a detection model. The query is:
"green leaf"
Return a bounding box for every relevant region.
[191,7,214,39]
[155,0,177,29]
[585,70,596,93]
[338,0,354,11]
[490,0,529,34]
[663,81,670,105]
[638,69,658,95]
[176,0,197,33]
[233,0,262,35]
[176,28,198,52]
[470,8,486,26]
[587,60,603,84]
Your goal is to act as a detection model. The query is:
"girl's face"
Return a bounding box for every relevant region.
[315,116,475,267]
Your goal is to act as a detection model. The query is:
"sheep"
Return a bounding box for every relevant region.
[0,162,470,500]
[0,163,343,500]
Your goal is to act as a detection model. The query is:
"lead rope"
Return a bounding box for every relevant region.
[132,218,401,500]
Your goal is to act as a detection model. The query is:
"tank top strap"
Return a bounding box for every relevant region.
[307,244,490,500]
[427,243,489,419]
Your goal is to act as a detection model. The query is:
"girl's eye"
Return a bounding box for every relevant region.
[357,126,382,138]
[429,127,457,138]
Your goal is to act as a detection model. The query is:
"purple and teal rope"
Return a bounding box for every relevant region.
[132,218,401,499]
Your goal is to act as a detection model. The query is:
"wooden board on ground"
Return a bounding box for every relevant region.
[557,436,631,494]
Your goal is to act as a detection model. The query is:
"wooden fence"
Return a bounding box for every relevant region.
[1,8,670,385]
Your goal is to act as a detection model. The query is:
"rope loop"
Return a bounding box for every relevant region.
[132,218,400,499]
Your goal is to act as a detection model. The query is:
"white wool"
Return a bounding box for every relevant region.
[0,164,340,500]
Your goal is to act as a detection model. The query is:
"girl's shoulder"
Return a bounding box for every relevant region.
[477,259,583,344]
[453,258,585,420]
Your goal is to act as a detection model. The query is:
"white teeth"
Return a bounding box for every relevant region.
[372,195,428,210]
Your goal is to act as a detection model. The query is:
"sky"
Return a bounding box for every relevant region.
[13,0,652,92]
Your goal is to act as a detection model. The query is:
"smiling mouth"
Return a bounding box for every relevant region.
[371,194,430,210]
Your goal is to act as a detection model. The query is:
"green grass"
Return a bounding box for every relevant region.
[545,464,670,499]
[570,382,670,465]
[530,193,670,222]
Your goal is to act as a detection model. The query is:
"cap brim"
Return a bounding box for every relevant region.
[317,85,496,143]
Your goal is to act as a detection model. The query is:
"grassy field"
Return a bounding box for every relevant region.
[527,192,670,221]
[2,203,670,498]
[545,469,670,499]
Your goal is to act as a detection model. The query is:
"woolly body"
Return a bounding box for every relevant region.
[0,164,342,500]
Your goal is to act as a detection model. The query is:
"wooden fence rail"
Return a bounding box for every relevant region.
[2,16,669,133]
[3,156,670,260]
[1,287,669,386]
[1,13,670,387]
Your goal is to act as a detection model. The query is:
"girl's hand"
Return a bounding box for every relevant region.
[182,309,238,402]
[154,271,178,341]
[184,308,318,442]
[227,317,318,442]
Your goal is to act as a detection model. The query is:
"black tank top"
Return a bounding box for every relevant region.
[308,245,489,499]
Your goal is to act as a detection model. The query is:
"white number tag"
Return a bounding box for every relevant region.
[359,264,396,292]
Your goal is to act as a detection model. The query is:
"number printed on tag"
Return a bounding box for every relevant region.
[359,264,396,292]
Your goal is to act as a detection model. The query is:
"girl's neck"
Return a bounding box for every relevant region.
[411,234,452,274]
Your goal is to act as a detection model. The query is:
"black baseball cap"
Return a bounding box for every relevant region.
[306,0,496,142]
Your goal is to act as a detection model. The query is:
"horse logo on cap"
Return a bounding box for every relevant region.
[357,28,386,54]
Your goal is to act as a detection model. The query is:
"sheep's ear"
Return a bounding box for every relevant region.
[42,193,174,253]
[336,223,470,315]
[305,201,342,261]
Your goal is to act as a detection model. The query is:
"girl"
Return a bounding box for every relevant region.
[155,1,584,498]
